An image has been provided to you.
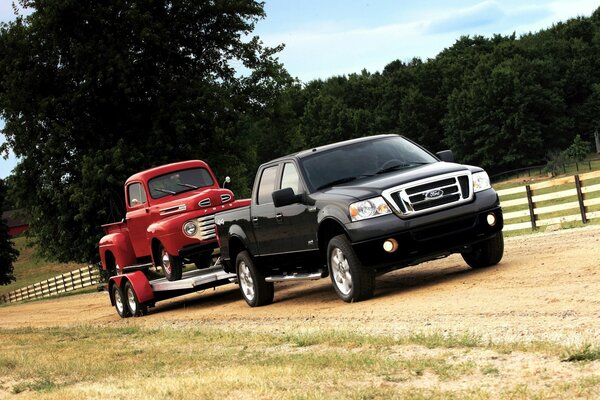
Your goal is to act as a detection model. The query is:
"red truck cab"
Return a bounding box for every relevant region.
[99,160,249,281]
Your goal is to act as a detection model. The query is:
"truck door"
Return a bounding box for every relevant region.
[125,181,153,258]
[274,162,318,254]
[250,165,281,255]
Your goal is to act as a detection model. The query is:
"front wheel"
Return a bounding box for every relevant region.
[124,281,147,317]
[327,234,375,303]
[159,244,182,281]
[462,232,504,269]
[236,251,274,307]
[111,284,131,318]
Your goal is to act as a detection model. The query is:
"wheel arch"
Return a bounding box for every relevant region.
[317,218,348,262]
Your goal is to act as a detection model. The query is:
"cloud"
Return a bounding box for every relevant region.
[426,1,504,34]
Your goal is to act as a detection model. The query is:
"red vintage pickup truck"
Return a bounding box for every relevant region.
[98,160,249,281]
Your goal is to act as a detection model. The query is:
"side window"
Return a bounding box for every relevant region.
[280,163,300,194]
[257,166,278,205]
[127,183,147,207]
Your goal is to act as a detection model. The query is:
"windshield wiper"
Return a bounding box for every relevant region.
[155,188,176,195]
[177,183,198,189]
[315,175,373,191]
[376,162,428,175]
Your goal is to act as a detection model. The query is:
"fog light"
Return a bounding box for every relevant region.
[383,238,399,253]
[486,213,496,226]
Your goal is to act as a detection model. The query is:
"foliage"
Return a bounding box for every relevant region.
[564,134,592,161]
[0,179,18,285]
[0,0,288,262]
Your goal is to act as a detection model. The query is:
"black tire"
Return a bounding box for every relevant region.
[158,244,182,281]
[236,250,274,307]
[124,281,147,317]
[111,284,131,318]
[462,232,504,269]
[327,234,375,303]
[193,251,214,270]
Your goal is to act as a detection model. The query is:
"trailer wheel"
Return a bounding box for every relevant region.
[159,244,182,281]
[124,281,147,317]
[236,251,273,307]
[327,234,375,303]
[462,232,504,269]
[112,284,131,318]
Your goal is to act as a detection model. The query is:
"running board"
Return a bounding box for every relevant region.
[121,263,153,272]
[265,270,326,282]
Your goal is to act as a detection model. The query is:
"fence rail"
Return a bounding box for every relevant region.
[0,265,100,304]
[497,170,600,231]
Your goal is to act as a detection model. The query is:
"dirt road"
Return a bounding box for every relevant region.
[2,226,599,347]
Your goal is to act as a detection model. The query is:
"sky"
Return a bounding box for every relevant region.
[0,0,598,178]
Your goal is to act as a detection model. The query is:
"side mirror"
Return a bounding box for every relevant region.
[272,187,303,207]
[222,176,231,188]
[436,150,454,163]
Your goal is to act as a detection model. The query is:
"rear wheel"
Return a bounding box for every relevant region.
[462,232,504,269]
[124,281,147,317]
[236,251,274,307]
[327,234,375,303]
[159,244,182,281]
[112,284,131,318]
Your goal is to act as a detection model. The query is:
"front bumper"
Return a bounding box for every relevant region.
[347,190,503,270]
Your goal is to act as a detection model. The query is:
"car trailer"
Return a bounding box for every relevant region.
[108,261,237,318]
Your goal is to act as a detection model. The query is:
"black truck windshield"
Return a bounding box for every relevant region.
[301,136,437,192]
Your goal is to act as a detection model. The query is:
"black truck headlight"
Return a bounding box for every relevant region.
[183,220,198,237]
[472,171,491,192]
[349,197,391,221]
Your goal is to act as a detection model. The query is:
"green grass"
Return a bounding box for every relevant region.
[563,345,600,362]
[0,326,598,399]
[0,237,87,296]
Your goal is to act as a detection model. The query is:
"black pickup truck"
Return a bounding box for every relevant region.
[216,134,503,306]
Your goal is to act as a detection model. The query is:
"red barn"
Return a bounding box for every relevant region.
[1,209,29,237]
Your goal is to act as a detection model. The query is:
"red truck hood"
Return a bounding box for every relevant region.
[156,188,236,217]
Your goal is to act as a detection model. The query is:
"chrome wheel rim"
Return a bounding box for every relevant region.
[115,289,125,315]
[126,287,137,313]
[331,247,352,296]
[161,250,172,275]
[238,261,255,302]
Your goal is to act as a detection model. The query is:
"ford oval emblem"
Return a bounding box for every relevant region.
[425,189,444,199]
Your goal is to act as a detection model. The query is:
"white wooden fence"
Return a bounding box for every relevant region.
[497,170,600,231]
[0,265,100,304]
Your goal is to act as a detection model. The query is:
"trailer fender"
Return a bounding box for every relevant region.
[108,272,154,306]
[99,232,136,271]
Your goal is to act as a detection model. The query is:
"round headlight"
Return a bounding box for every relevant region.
[183,221,197,237]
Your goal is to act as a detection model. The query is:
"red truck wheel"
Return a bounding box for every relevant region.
[159,244,183,281]
[236,251,273,307]
[112,284,131,318]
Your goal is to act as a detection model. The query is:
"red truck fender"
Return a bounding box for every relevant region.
[99,232,137,272]
[108,272,154,306]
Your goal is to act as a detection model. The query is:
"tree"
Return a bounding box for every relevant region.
[0,179,18,285]
[0,0,286,262]
[564,134,592,161]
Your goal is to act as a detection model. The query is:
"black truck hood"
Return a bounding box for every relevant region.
[314,162,472,201]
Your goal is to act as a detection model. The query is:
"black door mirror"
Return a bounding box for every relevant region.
[436,150,454,163]
[272,187,303,207]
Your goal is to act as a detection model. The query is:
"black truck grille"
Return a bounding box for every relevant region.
[382,172,472,217]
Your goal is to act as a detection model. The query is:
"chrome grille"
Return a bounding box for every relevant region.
[382,172,473,217]
[198,198,211,207]
[197,215,216,240]
[220,194,232,203]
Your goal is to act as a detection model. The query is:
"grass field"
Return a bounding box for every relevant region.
[0,325,598,399]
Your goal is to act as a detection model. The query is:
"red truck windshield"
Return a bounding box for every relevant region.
[148,168,214,199]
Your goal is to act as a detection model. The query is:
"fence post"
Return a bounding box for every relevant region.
[526,185,536,230]
[574,175,587,224]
